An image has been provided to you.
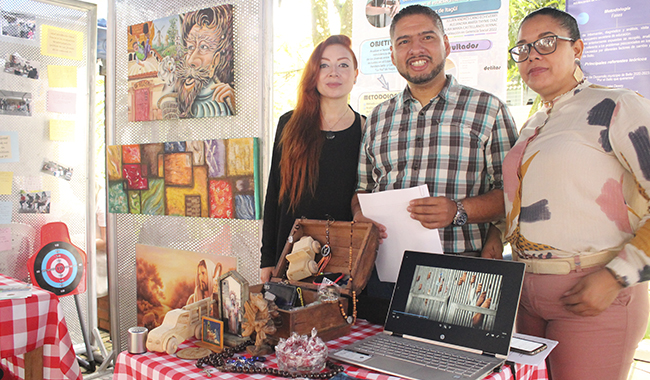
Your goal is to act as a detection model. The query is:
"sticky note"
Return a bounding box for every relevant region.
[0,172,12,194]
[47,65,77,87]
[47,91,76,114]
[49,120,75,141]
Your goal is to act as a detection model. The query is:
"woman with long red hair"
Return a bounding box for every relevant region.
[260,35,362,282]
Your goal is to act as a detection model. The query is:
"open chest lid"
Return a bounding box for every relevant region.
[271,219,379,297]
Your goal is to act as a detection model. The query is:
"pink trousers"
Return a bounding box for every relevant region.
[517,266,649,380]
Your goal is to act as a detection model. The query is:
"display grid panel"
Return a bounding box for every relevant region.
[0,0,94,347]
[113,0,265,352]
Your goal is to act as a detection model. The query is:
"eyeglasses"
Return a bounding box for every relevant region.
[509,35,575,63]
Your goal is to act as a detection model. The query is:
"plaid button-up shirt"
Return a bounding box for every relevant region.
[358,75,518,254]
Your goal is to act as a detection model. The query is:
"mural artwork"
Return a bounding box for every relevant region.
[107,137,260,220]
[127,4,234,121]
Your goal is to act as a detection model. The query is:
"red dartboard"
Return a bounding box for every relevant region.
[28,222,87,297]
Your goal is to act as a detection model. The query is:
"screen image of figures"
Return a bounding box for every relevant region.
[404,265,503,330]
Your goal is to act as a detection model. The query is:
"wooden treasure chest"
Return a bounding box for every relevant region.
[253,218,379,342]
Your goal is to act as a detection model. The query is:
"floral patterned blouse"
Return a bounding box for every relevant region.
[503,81,650,286]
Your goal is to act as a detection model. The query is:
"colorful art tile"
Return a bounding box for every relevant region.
[122,144,142,163]
[141,178,165,215]
[209,180,233,219]
[164,141,186,153]
[107,146,123,181]
[108,137,260,220]
[187,141,205,166]
[227,138,255,176]
[234,194,255,220]
[164,152,193,186]
[108,181,128,213]
[166,166,208,217]
[205,139,226,178]
[123,164,149,190]
[185,195,201,217]
[128,190,141,214]
[142,143,164,178]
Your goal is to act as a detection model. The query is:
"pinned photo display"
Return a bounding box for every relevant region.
[0,90,31,116]
[41,160,73,181]
[1,11,36,42]
[2,52,39,79]
[18,190,50,214]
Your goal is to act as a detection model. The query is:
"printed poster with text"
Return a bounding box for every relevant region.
[567,0,650,97]
[351,0,509,116]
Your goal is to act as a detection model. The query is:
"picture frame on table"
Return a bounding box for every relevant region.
[201,316,224,350]
[218,270,248,337]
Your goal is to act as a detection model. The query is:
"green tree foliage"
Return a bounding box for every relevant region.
[312,0,330,45]
[508,0,566,84]
[333,0,353,38]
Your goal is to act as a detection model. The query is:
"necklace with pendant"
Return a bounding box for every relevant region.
[322,108,349,140]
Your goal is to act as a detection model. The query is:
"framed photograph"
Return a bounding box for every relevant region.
[218,270,249,337]
[201,316,224,350]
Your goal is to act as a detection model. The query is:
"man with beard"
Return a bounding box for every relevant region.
[187,259,222,318]
[175,5,234,118]
[352,5,518,322]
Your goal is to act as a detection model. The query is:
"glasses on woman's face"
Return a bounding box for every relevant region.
[509,35,575,62]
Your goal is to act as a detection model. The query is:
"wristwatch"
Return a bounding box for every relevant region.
[452,200,468,226]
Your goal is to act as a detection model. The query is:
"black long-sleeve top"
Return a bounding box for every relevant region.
[260,109,362,268]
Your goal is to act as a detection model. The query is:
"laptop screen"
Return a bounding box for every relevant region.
[385,251,525,356]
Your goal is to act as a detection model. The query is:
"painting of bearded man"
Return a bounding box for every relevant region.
[175,5,234,118]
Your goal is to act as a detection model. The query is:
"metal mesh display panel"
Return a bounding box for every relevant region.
[111,0,268,352]
[0,0,96,348]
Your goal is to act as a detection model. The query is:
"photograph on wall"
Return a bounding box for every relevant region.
[41,160,73,181]
[17,190,50,214]
[2,52,39,79]
[218,270,248,336]
[107,137,261,220]
[0,90,31,116]
[126,4,234,121]
[0,11,36,41]
[201,316,224,350]
[135,243,237,330]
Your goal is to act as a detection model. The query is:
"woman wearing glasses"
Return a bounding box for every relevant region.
[504,7,650,380]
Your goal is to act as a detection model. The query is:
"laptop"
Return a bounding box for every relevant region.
[331,250,525,380]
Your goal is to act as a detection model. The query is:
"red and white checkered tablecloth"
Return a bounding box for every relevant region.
[0,274,82,380]
[113,319,547,380]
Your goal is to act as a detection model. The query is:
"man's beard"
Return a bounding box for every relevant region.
[398,57,445,86]
[175,60,212,117]
[199,279,209,297]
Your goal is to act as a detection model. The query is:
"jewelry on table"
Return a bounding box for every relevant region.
[317,218,334,274]
[195,339,345,378]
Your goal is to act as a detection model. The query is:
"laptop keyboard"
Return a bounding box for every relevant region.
[356,335,491,377]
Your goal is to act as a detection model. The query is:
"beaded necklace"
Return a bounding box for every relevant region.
[195,339,345,378]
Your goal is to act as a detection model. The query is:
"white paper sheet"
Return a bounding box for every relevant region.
[358,185,443,282]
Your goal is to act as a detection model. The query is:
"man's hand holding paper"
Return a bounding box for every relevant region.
[357,185,443,283]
